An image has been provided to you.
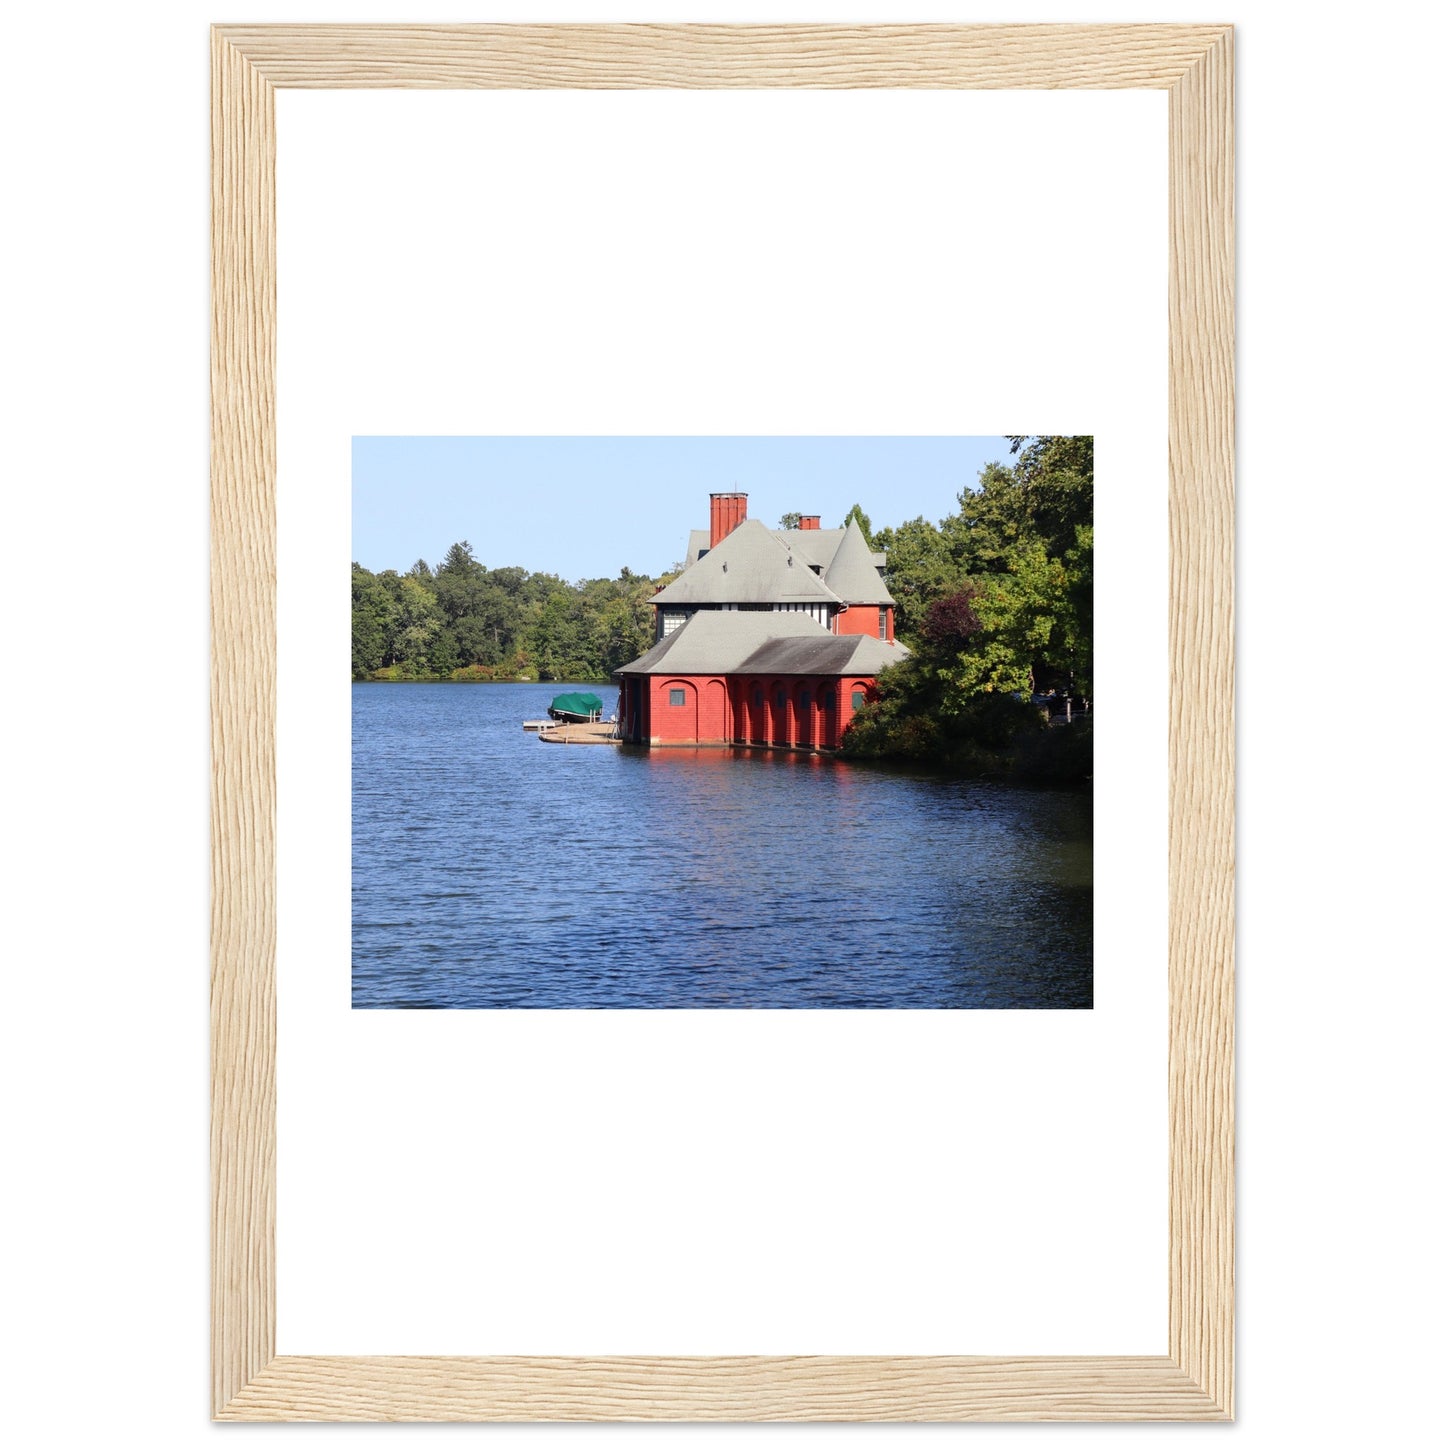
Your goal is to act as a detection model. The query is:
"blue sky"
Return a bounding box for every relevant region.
[352,436,1016,582]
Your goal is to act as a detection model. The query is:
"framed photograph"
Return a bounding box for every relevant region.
[213,23,1232,1421]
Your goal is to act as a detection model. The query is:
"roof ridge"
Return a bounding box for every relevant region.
[650,517,843,607]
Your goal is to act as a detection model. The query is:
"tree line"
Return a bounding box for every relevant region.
[841,435,1093,780]
[352,541,664,682]
[353,437,1093,780]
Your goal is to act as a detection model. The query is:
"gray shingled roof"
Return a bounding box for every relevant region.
[614,610,909,677]
[614,610,829,675]
[683,523,888,576]
[684,527,844,572]
[684,529,711,567]
[776,527,844,568]
[732,632,906,675]
[651,519,841,606]
[823,519,896,605]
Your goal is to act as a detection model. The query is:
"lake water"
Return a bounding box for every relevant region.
[353,683,1092,1008]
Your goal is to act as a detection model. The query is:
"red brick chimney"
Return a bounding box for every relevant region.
[709,492,748,549]
[799,515,821,530]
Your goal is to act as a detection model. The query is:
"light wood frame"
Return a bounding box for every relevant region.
[212,23,1233,1422]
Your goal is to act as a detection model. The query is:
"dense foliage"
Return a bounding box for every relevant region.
[843,436,1093,780]
[351,541,667,682]
[352,440,1093,779]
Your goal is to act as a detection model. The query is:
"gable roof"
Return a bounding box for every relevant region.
[614,610,909,677]
[821,519,895,605]
[651,519,841,607]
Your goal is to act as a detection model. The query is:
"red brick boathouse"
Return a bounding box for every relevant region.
[614,494,908,749]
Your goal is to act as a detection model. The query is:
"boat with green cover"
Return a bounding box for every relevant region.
[546,691,605,723]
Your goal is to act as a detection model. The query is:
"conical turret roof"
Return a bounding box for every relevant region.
[822,519,895,605]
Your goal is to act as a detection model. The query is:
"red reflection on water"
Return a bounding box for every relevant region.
[638,745,842,773]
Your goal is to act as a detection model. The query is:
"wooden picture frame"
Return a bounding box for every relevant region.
[212,23,1233,1422]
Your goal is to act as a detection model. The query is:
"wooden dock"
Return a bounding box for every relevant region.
[537,721,621,745]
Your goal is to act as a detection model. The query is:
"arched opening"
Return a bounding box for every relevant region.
[657,678,700,743]
[621,677,645,743]
[771,682,790,747]
[794,681,815,750]
[749,683,766,744]
[702,678,728,744]
[817,685,838,748]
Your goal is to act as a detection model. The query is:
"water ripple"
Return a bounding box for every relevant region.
[353,684,1092,1008]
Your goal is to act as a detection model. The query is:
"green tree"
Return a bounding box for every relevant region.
[453,614,501,667]
[438,540,480,576]
[872,515,964,642]
[433,541,493,633]
[585,574,657,677]
[428,626,460,676]
[844,436,1093,776]
[1008,434,1094,563]
[840,503,875,547]
[778,511,802,529]
[935,541,1067,703]
[351,563,397,678]
[529,589,588,680]
[943,461,1029,574]
[393,575,442,675]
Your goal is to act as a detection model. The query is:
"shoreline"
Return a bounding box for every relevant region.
[353,676,613,686]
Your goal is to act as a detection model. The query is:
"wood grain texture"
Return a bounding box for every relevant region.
[210,22,1234,1422]
[210,27,276,1421]
[218,1356,1225,1423]
[1168,26,1236,1422]
[216,22,1230,90]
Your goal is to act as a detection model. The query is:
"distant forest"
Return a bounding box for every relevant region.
[353,436,1092,777]
[351,546,666,683]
